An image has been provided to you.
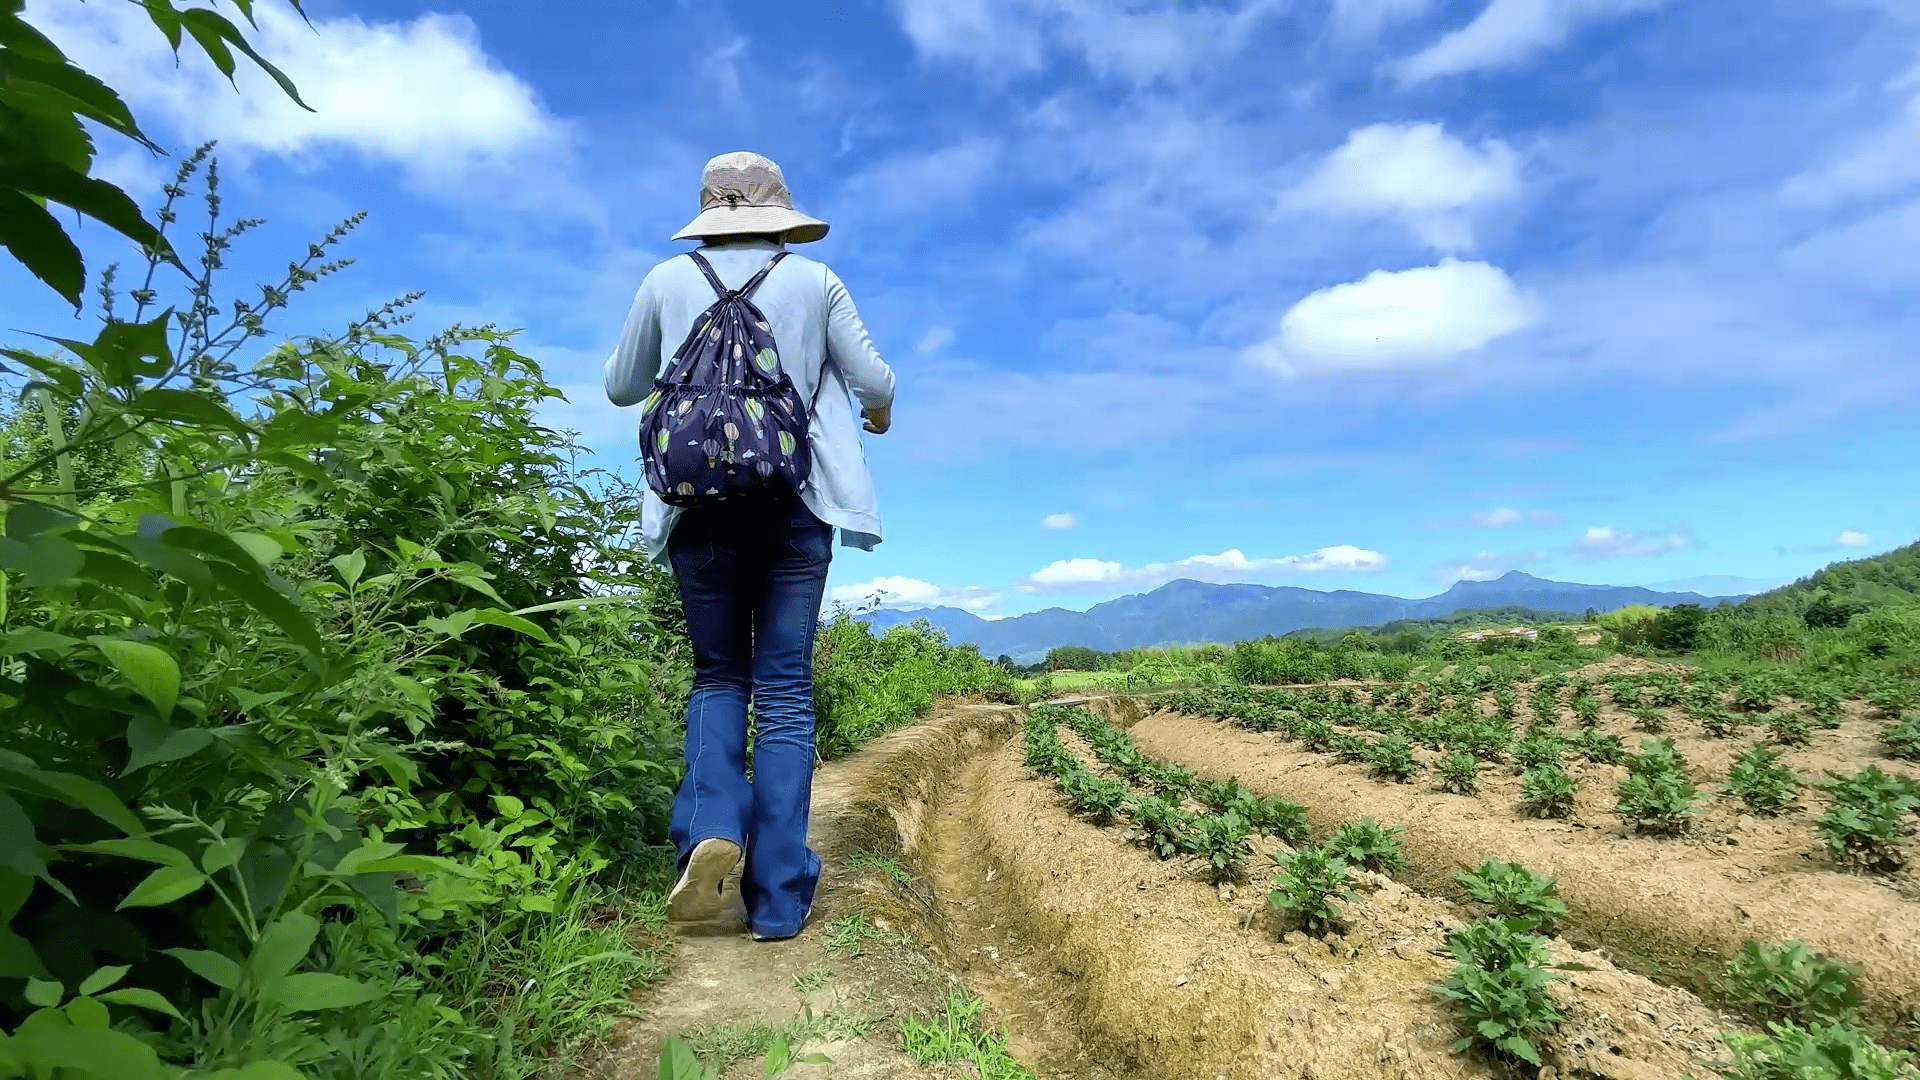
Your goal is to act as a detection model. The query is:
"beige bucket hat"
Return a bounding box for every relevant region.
[671,151,829,244]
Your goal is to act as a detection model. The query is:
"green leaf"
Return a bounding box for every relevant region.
[163,947,240,990]
[24,977,63,1007]
[133,387,253,435]
[229,532,284,566]
[206,1062,309,1080]
[0,792,46,880]
[123,715,214,773]
[97,987,186,1021]
[177,8,310,109]
[139,0,185,51]
[11,768,141,834]
[329,550,366,588]
[3,158,164,267]
[0,531,84,588]
[451,573,506,605]
[0,629,80,657]
[257,971,380,1013]
[510,595,639,617]
[0,347,83,396]
[77,965,129,996]
[5,1014,171,1078]
[0,50,150,143]
[202,836,246,875]
[89,637,179,719]
[248,912,319,984]
[206,561,325,657]
[0,187,84,305]
[118,863,207,908]
[462,608,551,643]
[178,7,237,78]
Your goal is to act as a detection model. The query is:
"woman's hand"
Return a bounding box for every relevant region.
[862,405,891,434]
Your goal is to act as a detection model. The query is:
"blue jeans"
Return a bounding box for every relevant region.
[666,491,831,937]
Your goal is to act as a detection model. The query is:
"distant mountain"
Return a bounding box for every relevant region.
[858,571,1750,663]
[1636,575,1792,597]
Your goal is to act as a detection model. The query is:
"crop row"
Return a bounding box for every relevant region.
[1019,705,1917,1074]
[1162,686,1920,870]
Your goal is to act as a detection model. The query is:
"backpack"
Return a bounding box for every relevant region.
[637,250,812,507]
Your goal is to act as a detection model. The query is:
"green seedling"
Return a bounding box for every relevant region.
[1325,817,1407,872]
[1434,751,1480,795]
[1267,846,1355,935]
[1520,763,1578,819]
[1724,744,1799,816]
[1455,859,1566,934]
[1816,765,1920,872]
[1720,940,1863,1028]
[1366,734,1420,783]
[1882,715,1920,760]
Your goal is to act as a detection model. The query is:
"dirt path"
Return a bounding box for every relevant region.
[581,704,1029,1080]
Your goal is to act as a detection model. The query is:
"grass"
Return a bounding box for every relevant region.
[822,912,911,958]
[848,849,916,885]
[434,872,672,1077]
[896,990,1036,1080]
[792,968,833,996]
[675,1005,876,1071]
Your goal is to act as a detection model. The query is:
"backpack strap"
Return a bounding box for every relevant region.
[686,249,788,301]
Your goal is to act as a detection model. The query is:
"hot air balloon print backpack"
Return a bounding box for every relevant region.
[637,250,813,508]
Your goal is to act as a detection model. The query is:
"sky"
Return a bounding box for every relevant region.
[7,0,1919,617]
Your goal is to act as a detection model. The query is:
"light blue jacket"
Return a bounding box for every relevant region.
[604,237,896,564]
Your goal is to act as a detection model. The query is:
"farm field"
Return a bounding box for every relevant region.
[795,656,1920,1080]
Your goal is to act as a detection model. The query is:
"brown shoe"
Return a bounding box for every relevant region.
[667,837,741,922]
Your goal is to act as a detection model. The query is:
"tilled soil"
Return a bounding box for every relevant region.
[932,704,1743,1080]
[1117,695,1920,1035]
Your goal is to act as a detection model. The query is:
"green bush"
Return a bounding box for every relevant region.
[1708,1021,1915,1080]
[1519,763,1578,819]
[1885,715,1920,760]
[1720,941,1864,1027]
[0,161,690,1077]
[1615,739,1702,834]
[1815,766,1920,872]
[1366,735,1420,783]
[1455,859,1567,934]
[1434,751,1480,795]
[813,616,1013,757]
[1324,818,1406,873]
[1266,847,1354,935]
[1724,744,1800,816]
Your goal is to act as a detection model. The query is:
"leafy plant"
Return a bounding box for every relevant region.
[1571,691,1601,728]
[1330,732,1370,764]
[1721,744,1799,816]
[1707,1021,1916,1080]
[896,991,1035,1080]
[1815,766,1920,872]
[1767,710,1813,748]
[1615,738,1702,834]
[1432,929,1565,1066]
[1883,715,1920,761]
[1512,731,1565,772]
[1266,847,1355,935]
[1324,818,1406,872]
[1434,751,1480,795]
[1573,729,1628,764]
[1444,916,1552,971]
[1520,763,1578,819]
[1455,859,1567,934]
[1206,783,1308,844]
[1720,940,1864,1027]
[1125,794,1196,859]
[1188,811,1253,883]
[1629,703,1667,733]
[1058,770,1131,825]
[1143,760,1196,798]
[1365,735,1419,783]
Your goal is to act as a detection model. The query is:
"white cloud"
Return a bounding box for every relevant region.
[1041,512,1079,529]
[1471,507,1563,527]
[1434,550,1547,581]
[834,138,1003,223]
[828,576,1000,610]
[1394,0,1668,85]
[702,37,751,109]
[1281,121,1522,251]
[1027,545,1388,592]
[1244,259,1537,376]
[1569,526,1690,560]
[1782,67,1920,206]
[1836,530,1872,547]
[1030,557,1126,587]
[887,0,1286,83]
[914,326,956,353]
[1330,0,1435,38]
[27,0,572,199]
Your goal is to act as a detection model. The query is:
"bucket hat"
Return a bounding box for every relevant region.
[671,151,829,244]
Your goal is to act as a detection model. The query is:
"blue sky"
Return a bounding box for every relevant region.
[9,0,1919,617]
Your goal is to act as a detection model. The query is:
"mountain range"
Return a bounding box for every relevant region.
[856,571,1750,663]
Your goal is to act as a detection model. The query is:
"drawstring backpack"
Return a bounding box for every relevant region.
[637,250,812,507]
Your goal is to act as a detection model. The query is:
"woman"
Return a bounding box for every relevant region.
[604,151,895,942]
